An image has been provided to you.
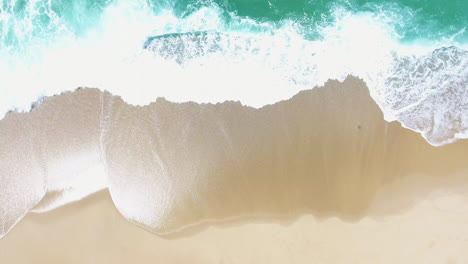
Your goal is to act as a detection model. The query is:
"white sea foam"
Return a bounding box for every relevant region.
[0,1,467,145]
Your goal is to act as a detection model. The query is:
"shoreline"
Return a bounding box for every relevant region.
[1,76,468,239]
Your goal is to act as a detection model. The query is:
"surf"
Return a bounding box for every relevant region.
[0,0,467,143]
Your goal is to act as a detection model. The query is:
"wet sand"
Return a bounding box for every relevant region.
[1,76,468,262]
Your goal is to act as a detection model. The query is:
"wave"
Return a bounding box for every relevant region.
[0,0,467,145]
[1,77,468,238]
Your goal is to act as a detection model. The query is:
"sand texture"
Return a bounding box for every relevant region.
[1,77,468,262]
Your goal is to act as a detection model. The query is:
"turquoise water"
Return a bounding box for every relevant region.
[1,0,466,50]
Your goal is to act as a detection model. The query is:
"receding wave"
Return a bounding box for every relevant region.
[1,77,467,238]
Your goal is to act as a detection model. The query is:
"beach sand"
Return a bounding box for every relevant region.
[1,183,468,263]
[1,77,468,262]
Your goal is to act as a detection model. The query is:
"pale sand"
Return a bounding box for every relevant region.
[1,76,468,262]
[1,181,468,264]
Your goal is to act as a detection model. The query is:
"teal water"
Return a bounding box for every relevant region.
[1,0,466,50]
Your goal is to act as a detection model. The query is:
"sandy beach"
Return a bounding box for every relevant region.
[1,77,468,262]
[1,181,468,264]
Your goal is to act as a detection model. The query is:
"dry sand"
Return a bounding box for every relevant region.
[1,183,468,264]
